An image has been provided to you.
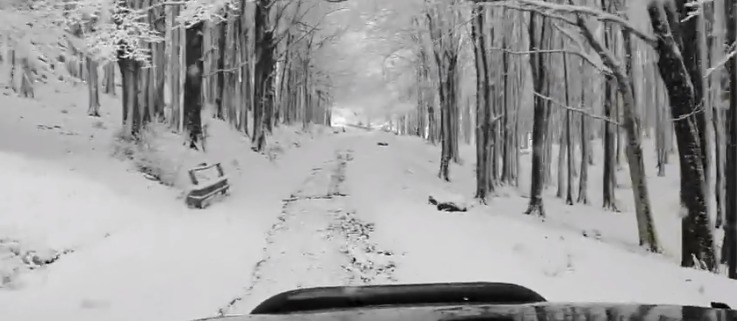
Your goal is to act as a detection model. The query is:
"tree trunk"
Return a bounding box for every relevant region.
[603,75,617,210]
[438,65,455,181]
[656,75,667,177]
[166,3,183,131]
[473,5,491,200]
[184,22,204,150]
[154,41,166,121]
[239,8,250,135]
[103,62,115,95]
[501,17,511,184]
[648,3,717,269]
[675,0,710,200]
[252,0,276,151]
[578,111,589,204]
[564,52,574,206]
[602,17,617,211]
[429,105,437,145]
[578,60,590,202]
[556,122,566,199]
[86,57,100,117]
[723,0,737,279]
[525,12,547,217]
[216,19,226,120]
[118,57,141,139]
[710,0,726,229]
[426,3,460,181]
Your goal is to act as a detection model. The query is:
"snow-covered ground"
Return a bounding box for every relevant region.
[0,81,339,321]
[0,80,736,321]
[344,133,737,307]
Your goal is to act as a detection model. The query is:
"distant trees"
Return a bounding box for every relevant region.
[9,0,343,148]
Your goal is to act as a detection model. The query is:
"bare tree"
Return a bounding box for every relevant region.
[425,0,462,181]
[648,1,716,269]
[525,10,549,217]
[724,0,737,279]
[184,21,204,149]
[473,3,493,200]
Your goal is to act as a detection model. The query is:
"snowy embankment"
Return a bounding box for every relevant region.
[344,131,737,308]
[0,82,337,321]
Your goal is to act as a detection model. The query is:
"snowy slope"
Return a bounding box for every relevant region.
[0,81,339,321]
[344,132,737,308]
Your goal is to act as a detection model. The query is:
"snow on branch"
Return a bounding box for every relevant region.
[487,47,610,74]
[704,41,737,78]
[177,0,238,27]
[573,8,623,76]
[680,0,712,23]
[684,0,713,9]
[58,0,239,64]
[94,4,163,64]
[533,92,620,126]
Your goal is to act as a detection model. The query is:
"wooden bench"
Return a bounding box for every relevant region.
[185,162,230,209]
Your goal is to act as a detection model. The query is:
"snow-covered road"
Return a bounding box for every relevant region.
[221,146,396,315]
[0,97,736,321]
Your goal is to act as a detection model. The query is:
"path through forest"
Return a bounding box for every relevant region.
[219,140,398,316]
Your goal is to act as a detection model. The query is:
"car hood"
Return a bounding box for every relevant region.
[198,302,737,321]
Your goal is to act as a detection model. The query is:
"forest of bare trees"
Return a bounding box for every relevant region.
[381,0,736,278]
[55,0,342,152]
[1,0,736,279]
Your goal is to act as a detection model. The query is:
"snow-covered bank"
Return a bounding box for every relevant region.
[344,131,737,308]
[0,81,339,321]
[0,138,336,321]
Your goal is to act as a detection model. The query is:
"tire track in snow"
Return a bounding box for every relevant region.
[217,148,397,316]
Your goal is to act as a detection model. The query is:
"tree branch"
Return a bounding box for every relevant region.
[573,7,624,76]
[534,92,620,126]
[487,46,610,73]
[477,0,657,46]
